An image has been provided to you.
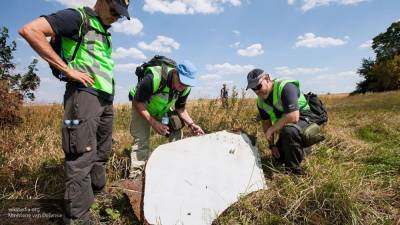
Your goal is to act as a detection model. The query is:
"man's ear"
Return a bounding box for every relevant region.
[168,69,177,78]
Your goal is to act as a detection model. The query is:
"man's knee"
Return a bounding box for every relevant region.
[281,125,300,138]
[132,136,150,150]
[91,164,106,192]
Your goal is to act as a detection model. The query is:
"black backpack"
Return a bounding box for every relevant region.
[304,92,328,125]
[128,55,177,101]
[135,55,176,82]
[49,8,90,81]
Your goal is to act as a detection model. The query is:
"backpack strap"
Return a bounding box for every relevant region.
[71,8,90,61]
[154,64,172,95]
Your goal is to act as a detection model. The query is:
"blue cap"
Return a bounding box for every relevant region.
[177,60,197,87]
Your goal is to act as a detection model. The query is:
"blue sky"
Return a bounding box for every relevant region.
[2,0,399,103]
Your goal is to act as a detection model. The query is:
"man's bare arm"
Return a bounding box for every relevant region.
[19,17,94,86]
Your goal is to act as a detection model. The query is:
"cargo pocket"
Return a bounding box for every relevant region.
[62,120,95,155]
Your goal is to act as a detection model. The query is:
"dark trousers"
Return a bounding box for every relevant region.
[61,84,113,224]
[276,118,309,173]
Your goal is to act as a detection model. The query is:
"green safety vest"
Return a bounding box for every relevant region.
[129,66,191,118]
[61,7,115,95]
[257,79,310,124]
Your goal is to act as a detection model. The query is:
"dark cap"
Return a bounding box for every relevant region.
[246,68,265,90]
[112,0,130,20]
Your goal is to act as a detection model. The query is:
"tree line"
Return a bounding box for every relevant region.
[0,27,40,125]
[354,21,400,94]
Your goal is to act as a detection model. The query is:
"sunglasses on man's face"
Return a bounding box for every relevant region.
[251,83,262,92]
[108,1,122,18]
[174,73,188,88]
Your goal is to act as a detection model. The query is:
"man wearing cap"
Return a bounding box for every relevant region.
[19,0,130,223]
[128,60,205,179]
[246,69,316,174]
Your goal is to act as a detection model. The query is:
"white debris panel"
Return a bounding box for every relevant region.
[144,130,266,225]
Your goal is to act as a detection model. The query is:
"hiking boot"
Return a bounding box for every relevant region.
[303,146,313,155]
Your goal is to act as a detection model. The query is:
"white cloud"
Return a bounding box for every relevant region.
[301,70,361,94]
[359,40,373,49]
[114,63,139,72]
[112,19,144,36]
[203,80,234,88]
[143,0,241,15]
[230,42,241,48]
[237,43,264,57]
[295,33,347,48]
[47,0,96,8]
[113,47,146,60]
[206,63,255,75]
[296,0,368,12]
[233,30,240,36]
[199,74,222,81]
[337,70,357,77]
[274,66,328,76]
[316,70,357,79]
[138,35,180,53]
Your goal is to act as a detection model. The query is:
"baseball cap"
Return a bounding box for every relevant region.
[177,60,197,87]
[112,0,130,20]
[246,68,265,90]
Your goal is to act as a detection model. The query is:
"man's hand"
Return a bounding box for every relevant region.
[151,120,170,136]
[271,146,280,158]
[64,68,94,87]
[189,123,205,136]
[265,127,275,142]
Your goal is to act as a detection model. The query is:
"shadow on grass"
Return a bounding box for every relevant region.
[1,158,65,199]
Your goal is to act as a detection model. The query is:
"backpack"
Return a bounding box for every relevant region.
[49,8,90,81]
[135,55,177,82]
[128,55,178,101]
[304,92,328,125]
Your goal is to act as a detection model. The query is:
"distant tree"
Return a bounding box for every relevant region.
[0,26,40,125]
[354,58,376,94]
[354,21,400,94]
[372,54,400,91]
[372,21,400,62]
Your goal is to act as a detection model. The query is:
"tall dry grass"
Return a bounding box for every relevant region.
[0,90,399,224]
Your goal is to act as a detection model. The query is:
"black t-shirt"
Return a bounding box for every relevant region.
[258,82,300,120]
[42,7,113,102]
[132,73,190,109]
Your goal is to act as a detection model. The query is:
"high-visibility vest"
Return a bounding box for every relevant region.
[61,7,115,95]
[129,66,191,118]
[257,79,309,123]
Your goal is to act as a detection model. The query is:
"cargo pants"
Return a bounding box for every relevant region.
[129,105,182,178]
[275,117,310,174]
[61,83,113,224]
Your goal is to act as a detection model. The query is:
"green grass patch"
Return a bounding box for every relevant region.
[91,192,139,224]
[362,149,400,175]
[357,125,390,143]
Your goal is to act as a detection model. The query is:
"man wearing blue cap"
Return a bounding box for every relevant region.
[128,59,205,179]
[19,0,130,224]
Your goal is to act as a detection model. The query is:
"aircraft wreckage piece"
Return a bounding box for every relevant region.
[144,130,266,225]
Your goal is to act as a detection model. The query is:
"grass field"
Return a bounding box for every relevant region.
[0,91,399,224]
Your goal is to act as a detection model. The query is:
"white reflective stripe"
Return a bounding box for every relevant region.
[155,92,169,101]
[81,30,113,84]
